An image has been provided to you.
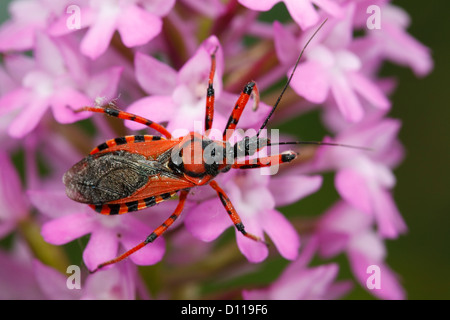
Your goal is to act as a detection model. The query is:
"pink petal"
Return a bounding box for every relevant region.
[33,260,82,300]
[348,250,406,300]
[348,72,391,110]
[41,212,96,245]
[119,216,166,266]
[184,197,231,242]
[28,190,84,218]
[238,0,279,11]
[317,231,350,258]
[85,66,123,100]
[117,5,162,47]
[0,22,35,51]
[34,32,65,76]
[372,188,407,239]
[273,21,298,65]
[0,152,29,219]
[80,9,118,59]
[383,22,433,77]
[313,0,344,17]
[290,61,329,103]
[48,7,95,37]
[134,52,177,95]
[82,262,136,299]
[335,168,372,214]
[141,0,176,16]
[285,0,319,30]
[125,96,175,131]
[3,54,35,83]
[236,216,268,263]
[8,97,49,138]
[331,73,364,122]
[260,209,300,260]
[50,88,92,123]
[178,36,223,94]
[83,226,120,271]
[270,174,323,207]
[0,88,31,116]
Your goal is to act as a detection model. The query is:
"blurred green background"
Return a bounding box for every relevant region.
[0,0,448,299]
[377,0,449,300]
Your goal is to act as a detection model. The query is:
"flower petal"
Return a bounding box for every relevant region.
[285,0,319,30]
[260,209,300,260]
[33,260,82,300]
[119,216,166,266]
[28,190,84,218]
[117,5,162,47]
[80,7,119,59]
[184,197,231,242]
[50,88,92,123]
[348,72,391,110]
[236,217,268,263]
[372,188,407,239]
[237,0,279,11]
[134,52,177,95]
[331,73,364,122]
[8,96,49,138]
[290,61,329,103]
[125,96,175,131]
[348,250,406,300]
[85,66,123,100]
[41,212,95,245]
[270,174,322,207]
[83,226,120,271]
[335,168,372,214]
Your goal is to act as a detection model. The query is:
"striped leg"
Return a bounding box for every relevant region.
[232,151,298,169]
[209,180,267,245]
[91,190,189,273]
[205,48,218,134]
[75,106,172,139]
[223,82,260,140]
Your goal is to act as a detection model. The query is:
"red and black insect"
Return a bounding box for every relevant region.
[63,20,360,272]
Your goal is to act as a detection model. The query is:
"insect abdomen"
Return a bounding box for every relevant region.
[63,150,151,204]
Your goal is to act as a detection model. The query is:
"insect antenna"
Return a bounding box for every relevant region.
[257,19,328,138]
[266,141,373,151]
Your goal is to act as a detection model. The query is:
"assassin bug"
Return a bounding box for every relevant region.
[64,19,364,272]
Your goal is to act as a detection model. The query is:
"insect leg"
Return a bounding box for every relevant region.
[91,190,189,272]
[209,181,267,245]
[232,151,298,169]
[222,82,260,140]
[205,47,218,134]
[75,106,172,139]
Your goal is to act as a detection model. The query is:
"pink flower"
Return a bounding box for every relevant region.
[0,0,67,51]
[285,5,390,122]
[30,190,173,271]
[0,33,122,138]
[0,241,48,299]
[352,1,433,77]
[49,0,175,60]
[317,201,406,300]
[0,152,29,238]
[300,115,407,239]
[33,259,142,299]
[243,238,352,299]
[238,0,343,30]
[184,166,322,262]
